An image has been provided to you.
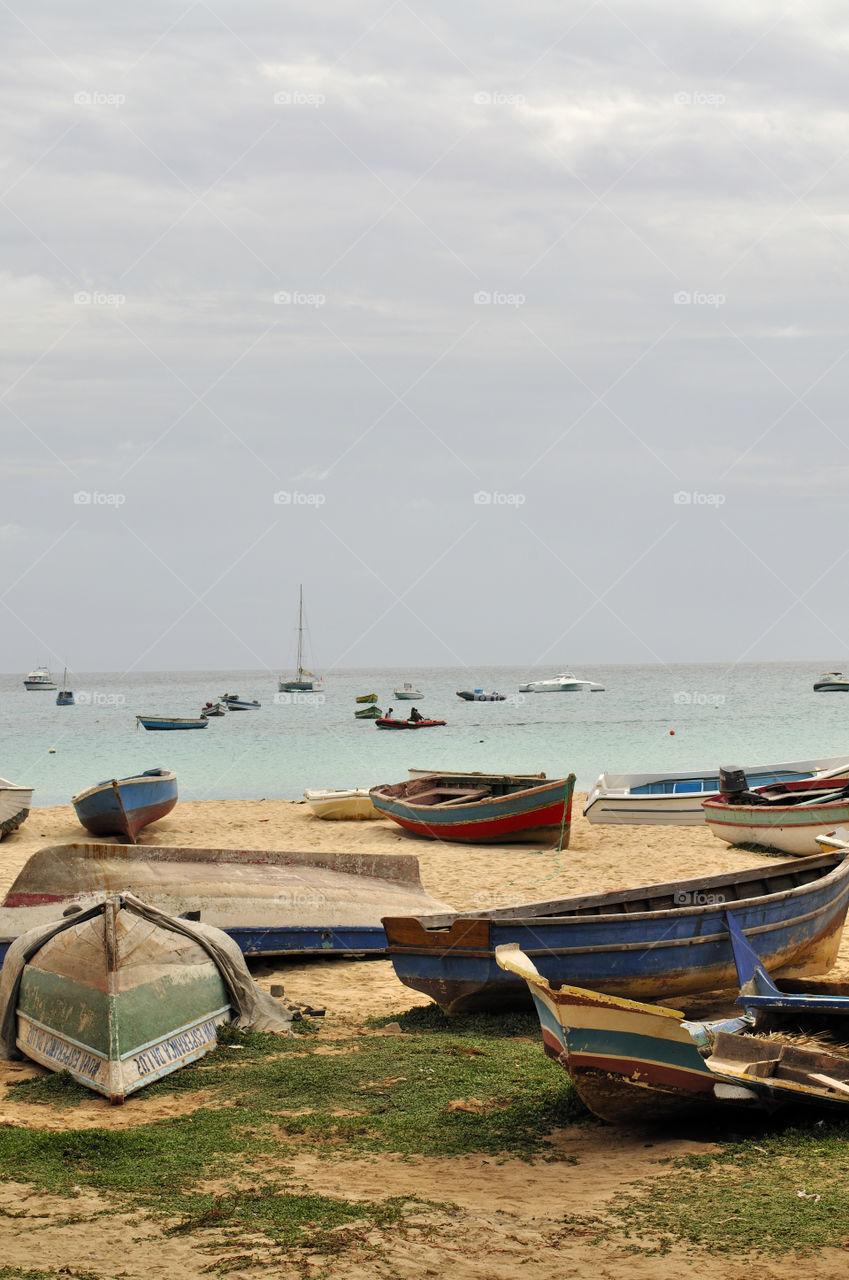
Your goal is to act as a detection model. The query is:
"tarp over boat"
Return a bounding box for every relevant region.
[0,843,455,959]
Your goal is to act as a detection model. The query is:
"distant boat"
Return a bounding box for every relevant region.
[200,701,226,717]
[278,585,322,692]
[370,773,575,845]
[356,693,378,704]
[221,694,261,711]
[23,667,56,691]
[10,893,234,1103]
[522,671,604,692]
[814,671,849,691]
[355,705,382,719]
[375,717,445,730]
[304,787,378,820]
[456,690,505,701]
[136,716,208,731]
[56,665,74,706]
[0,778,33,840]
[72,768,178,843]
[394,683,421,699]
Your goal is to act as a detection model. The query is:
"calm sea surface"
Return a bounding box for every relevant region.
[2,663,847,807]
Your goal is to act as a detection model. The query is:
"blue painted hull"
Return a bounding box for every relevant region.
[72,770,178,841]
[137,717,208,730]
[383,852,849,1013]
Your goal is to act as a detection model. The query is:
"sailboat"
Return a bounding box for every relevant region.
[56,666,74,706]
[278,586,323,692]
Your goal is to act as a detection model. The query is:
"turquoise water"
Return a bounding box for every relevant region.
[2,663,847,807]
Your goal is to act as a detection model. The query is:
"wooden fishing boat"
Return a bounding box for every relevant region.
[136,716,208,731]
[584,754,849,826]
[381,850,849,1014]
[456,690,505,701]
[71,768,178,843]
[0,778,33,840]
[304,787,378,820]
[200,701,225,717]
[370,773,575,845]
[375,717,445,729]
[703,772,849,856]
[0,843,454,964]
[4,894,232,1103]
[495,944,849,1123]
[356,693,378,704]
[355,706,382,719]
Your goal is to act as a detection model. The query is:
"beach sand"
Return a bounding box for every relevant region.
[1,797,846,1278]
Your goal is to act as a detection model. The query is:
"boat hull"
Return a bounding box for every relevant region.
[71,770,178,842]
[704,777,849,856]
[355,694,378,704]
[584,755,849,826]
[304,788,377,820]
[370,775,575,845]
[136,717,208,730]
[456,691,505,701]
[0,843,454,960]
[0,779,33,840]
[375,718,445,729]
[382,851,849,1014]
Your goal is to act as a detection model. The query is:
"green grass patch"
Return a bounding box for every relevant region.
[606,1115,849,1255]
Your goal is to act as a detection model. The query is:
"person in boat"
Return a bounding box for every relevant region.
[384,707,393,720]
[409,707,423,723]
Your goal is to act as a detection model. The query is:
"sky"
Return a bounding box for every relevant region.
[3,1,849,675]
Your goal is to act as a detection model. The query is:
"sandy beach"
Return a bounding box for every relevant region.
[1,797,847,1279]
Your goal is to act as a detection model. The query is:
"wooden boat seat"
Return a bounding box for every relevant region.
[412,786,491,806]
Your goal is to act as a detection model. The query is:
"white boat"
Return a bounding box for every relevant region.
[522,671,604,693]
[304,788,378,820]
[584,754,849,827]
[278,585,323,692]
[814,671,849,692]
[394,682,422,699]
[0,778,33,839]
[23,667,56,691]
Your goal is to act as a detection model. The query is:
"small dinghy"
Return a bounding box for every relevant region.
[0,892,293,1103]
[71,768,178,843]
[375,717,446,729]
[304,787,378,819]
[0,778,33,840]
[221,694,261,710]
[136,716,208,731]
[456,690,506,701]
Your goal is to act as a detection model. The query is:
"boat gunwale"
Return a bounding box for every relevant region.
[71,770,178,807]
[370,774,574,813]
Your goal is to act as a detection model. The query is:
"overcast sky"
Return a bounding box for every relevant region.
[3,1,849,675]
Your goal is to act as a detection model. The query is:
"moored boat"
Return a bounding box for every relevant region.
[703,767,849,856]
[355,705,382,719]
[370,773,575,845]
[56,667,74,705]
[0,892,292,1103]
[495,944,849,1123]
[71,768,178,843]
[394,683,422,699]
[23,667,56,691]
[137,716,208,731]
[304,787,378,820]
[814,671,849,692]
[0,778,33,840]
[221,694,261,710]
[456,690,505,701]
[381,849,849,1014]
[0,842,455,962]
[278,585,323,691]
[583,754,849,826]
[200,701,226,717]
[356,693,378,704]
[523,671,604,692]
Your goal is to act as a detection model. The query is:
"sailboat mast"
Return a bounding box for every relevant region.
[296,584,303,679]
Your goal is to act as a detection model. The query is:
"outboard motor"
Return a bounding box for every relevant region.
[719,765,770,806]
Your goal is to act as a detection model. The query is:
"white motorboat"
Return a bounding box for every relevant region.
[583,754,849,826]
[23,667,56,691]
[0,778,33,839]
[304,788,378,820]
[523,671,604,693]
[278,585,323,692]
[813,671,849,692]
[394,683,422,699]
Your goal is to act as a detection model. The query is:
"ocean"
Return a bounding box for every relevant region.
[2,662,847,808]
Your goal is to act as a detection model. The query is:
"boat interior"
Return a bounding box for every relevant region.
[376,774,553,808]
[719,775,849,808]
